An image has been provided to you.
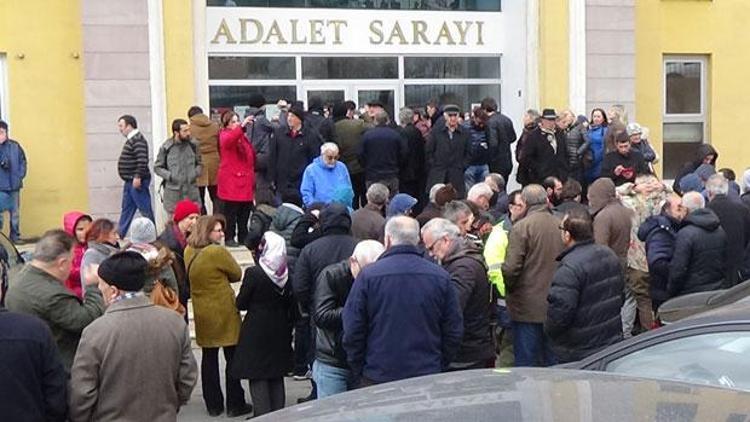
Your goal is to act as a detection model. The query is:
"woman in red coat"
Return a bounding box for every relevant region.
[62,211,92,298]
[218,111,256,247]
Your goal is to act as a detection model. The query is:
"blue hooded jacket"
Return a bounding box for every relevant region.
[300,157,352,207]
[0,140,27,191]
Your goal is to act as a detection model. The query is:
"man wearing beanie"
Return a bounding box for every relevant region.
[158,198,200,314]
[127,216,157,244]
[69,252,198,421]
[270,105,322,202]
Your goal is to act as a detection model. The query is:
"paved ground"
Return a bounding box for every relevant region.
[178,348,313,421]
[178,246,312,420]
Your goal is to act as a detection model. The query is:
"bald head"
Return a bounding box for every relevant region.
[350,240,385,278]
[521,184,548,207]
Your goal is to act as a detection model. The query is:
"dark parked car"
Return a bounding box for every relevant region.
[564,302,750,391]
[256,368,750,421]
[658,279,750,323]
[0,231,24,305]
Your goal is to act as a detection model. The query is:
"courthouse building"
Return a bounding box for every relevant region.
[0,0,747,235]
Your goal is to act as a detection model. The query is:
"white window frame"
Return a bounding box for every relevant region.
[0,54,8,123]
[662,55,708,142]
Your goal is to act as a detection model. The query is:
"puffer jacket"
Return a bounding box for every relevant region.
[313,260,353,369]
[638,213,679,307]
[545,240,624,363]
[270,203,304,273]
[668,208,728,297]
[707,194,750,287]
[563,121,587,175]
[442,239,494,364]
[293,204,357,317]
[584,125,607,184]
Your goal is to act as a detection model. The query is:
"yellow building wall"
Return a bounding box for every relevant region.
[539,0,569,111]
[163,0,196,131]
[0,0,88,237]
[637,0,750,177]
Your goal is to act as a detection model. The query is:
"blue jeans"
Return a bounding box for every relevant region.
[0,190,20,241]
[512,321,557,367]
[464,165,489,193]
[118,179,154,238]
[312,361,357,399]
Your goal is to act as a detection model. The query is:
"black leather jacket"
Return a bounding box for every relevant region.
[313,260,353,368]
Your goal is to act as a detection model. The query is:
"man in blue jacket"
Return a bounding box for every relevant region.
[0,121,27,243]
[342,216,463,385]
[300,143,352,207]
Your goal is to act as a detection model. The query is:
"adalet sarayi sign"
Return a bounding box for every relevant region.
[207,7,503,55]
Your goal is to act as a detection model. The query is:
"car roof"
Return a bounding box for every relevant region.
[256,368,750,421]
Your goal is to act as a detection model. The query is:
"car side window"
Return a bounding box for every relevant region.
[605,331,750,390]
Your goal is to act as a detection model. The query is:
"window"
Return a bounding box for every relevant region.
[209,56,296,80]
[605,331,750,390]
[663,56,708,179]
[206,0,502,12]
[209,85,297,117]
[0,54,7,123]
[404,56,500,79]
[302,57,398,79]
[404,84,499,113]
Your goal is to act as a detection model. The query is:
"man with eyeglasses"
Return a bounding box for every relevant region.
[425,104,472,199]
[300,142,352,208]
[421,218,494,370]
[545,209,624,363]
[501,184,564,367]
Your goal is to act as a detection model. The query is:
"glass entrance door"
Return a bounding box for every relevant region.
[303,87,347,111]
[355,85,399,124]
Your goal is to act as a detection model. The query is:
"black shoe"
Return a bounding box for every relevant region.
[207,407,224,417]
[227,404,253,418]
[297,394,315,404]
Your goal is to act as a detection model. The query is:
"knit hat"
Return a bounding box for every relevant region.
[679,173,703,194]
[98,251,148,292]
[173,199,200,223]
[694,164,716,182]
[128,217,156,244]
[247,93,267,109]
[387,193,418,218]
[626,122,642,136]
[289,106,305,122]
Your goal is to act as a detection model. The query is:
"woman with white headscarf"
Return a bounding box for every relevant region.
[230,231,295,416]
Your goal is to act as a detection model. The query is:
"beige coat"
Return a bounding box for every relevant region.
[68,296,198,422]
[185,244,242,347]
[190,113,220,187]
[589,178,634,264]
[502,205,565,323]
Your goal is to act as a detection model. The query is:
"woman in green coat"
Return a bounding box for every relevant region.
[185,215,251,417]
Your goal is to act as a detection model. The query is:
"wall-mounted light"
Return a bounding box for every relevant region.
[15,53,25,60]
[71,52,80,59]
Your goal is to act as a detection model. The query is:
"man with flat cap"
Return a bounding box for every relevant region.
[518,108,568,186]
[425,104,473,199]
[69,251,198,422]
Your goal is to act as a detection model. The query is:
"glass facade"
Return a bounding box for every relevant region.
[207,0,501,12]
[209,55,501,120]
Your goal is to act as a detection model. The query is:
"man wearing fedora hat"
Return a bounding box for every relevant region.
[518,108,568,186]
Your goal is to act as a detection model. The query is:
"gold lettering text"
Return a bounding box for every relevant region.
[290,19,308,44]
[476,21,485,45]
[240,18,263,44]
[369,20,384,44]
[412,20,430,45]
[309,19,325,44]
[386,21,408,45]
[211,18,237,44]
[263,20,288,44]
[434,22,456,45]
[328,20,347,45]
[453,21,473,45]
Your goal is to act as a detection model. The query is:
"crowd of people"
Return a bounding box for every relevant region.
[2,95,750,421]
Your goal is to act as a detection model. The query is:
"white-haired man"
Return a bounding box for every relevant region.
[343,216,463,386]
[667,191,728,298]
[705,174,750,286]
[467,182,494,212]
[422,218,494,369]
[312,240,385,398]
[300,142,353,207]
